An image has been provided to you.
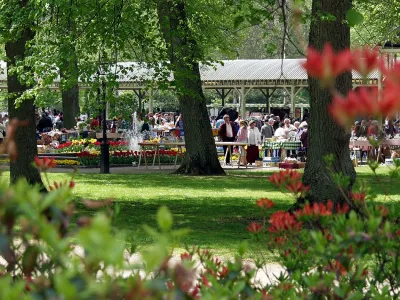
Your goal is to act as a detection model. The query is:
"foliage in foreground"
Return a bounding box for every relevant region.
[2,37,400,298]
[0,155,399,299]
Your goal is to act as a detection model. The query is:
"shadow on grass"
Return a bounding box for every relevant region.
[71,173,273,193]
[60,166,400,256]
[73,196,292,254]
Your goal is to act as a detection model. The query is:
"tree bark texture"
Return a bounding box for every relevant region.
[5,27,43,185]
[61,77,80,129]
[60,48,80,129]
[302,0,356,204]
[157,0,224,175]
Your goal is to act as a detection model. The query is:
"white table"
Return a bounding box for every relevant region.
[138,142,185,169]
[215,142,249,168]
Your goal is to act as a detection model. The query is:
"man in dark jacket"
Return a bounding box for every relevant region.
[218,114,237,165]
[37,113,53,133]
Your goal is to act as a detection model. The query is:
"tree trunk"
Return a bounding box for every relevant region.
[157,0,224,175]
[60,51,80,129]
[176,65,225,175]
[61,76,80,129]
[5,27,43,186]
[60,6,80,129]
[302,0,356,204]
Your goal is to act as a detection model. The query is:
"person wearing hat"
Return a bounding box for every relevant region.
[246,120,261,165]
[218,114,237,165]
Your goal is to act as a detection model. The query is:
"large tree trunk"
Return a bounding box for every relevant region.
[302,0,356,204]
[60,48,80,129]
[61,75,80,129]
[60,5,80,129]
[5,26,43,185]
[157,0,224,175]
[175,65,225,175]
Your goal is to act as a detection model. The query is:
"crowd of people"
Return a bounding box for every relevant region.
[27,105,400,169]
[352,117,400,139]
[217,111,309,166]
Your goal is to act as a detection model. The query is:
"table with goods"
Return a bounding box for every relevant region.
[262,138,304,169]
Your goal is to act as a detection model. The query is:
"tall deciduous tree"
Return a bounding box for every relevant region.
[59,6,80,129]
[157,0,224,175]
[302,0,356,204]
[3,0,43,185]
[352,0,400,47]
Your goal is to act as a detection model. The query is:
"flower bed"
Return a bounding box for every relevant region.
[47,139,183,166]
[56,139,130,153]
[76,150,182,166]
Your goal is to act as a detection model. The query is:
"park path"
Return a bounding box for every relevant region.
[0,164,278,174]
[72,246,285,286]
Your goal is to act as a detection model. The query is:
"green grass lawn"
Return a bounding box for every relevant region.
[67,169,289,257]
[3,166,400,258]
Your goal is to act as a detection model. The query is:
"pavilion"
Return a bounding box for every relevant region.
[0,59,378,117]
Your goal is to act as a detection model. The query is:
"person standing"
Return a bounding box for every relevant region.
[37,113,53,133]
[246,120,261,165]
[261,118,275,141]
[215,117,224,129]
[283,118,297,157]
[236,120,248,165]
[56,117,64,130]
[384,117,396,138]
[261,118,275,157]
[357,120,368,137]
[300,123,309,154]
[218,114,237,165]
[0,115,5,142]
[3,114,9,128]
[273,116,280,131]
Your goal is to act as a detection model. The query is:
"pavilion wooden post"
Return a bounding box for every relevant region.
[290,86,295,117]
[240,85,246,117]
[216,88,232,107]
[148,87,154,114]
[260,88,277,114]
[133,89,147,114]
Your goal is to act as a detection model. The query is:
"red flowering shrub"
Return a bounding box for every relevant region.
[304,44,400,126]
[267,210,302,233]
[302,43,352,87]
[34,156,57,171]
[244,185,400,298]
[246,222,264,233]
[256,198,274,209]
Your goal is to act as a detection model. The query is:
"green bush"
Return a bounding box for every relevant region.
[1,155,399,298]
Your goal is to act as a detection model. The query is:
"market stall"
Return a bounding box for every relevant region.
[215,142,249,168]
[138,142,185,169]
[263,140,302,160]
[350,138,400,162]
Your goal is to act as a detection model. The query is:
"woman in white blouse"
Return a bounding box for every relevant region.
[246,120,261,164]
[274,122,287,140]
